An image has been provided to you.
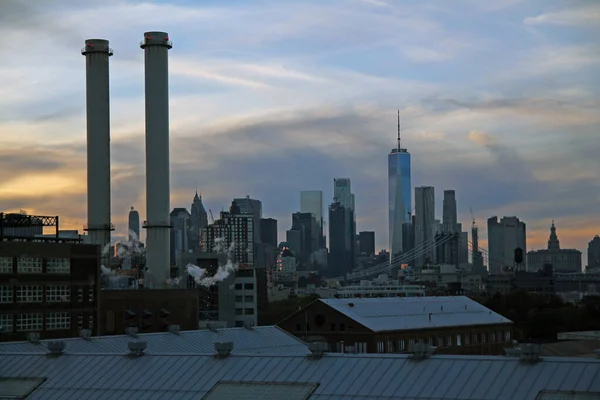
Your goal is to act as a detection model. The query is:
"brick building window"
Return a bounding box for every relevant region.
[0,286,13,303]
[0,257,12,273]
[46,258,70,274]
[244,308,254,315]
[465,334,471,345]
[235,308,243,315]
[0,314,13,331]
[505,330,511,341]
[16,313,42,332]
[17,257,42,274]
[16,285,43,303]
[89,315,94,331]
[437,337,444,347]
[491,332,496,342]
[482,333,487,343]
[46,285,70,303]
[46,312,70,330]
[398,339,405,351]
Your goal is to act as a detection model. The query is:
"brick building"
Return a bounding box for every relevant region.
[99,289,199,335]
[0,241,100,341]
[278,296,513,355]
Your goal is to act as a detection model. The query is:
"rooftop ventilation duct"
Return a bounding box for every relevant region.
[243,322,254,330]
[519,343,541,363]
[168,324,180,334]
[214,341,234,358]
[79,329,92,340]
[47,341,66,356]
[408,343,434,360]
[307,342,327,358]
[504,343,542,363]
[27,332,40,344]
[128,341,147,356]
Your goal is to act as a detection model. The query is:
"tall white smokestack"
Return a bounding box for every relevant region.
[140,31,172,288]
[81,39,114,262]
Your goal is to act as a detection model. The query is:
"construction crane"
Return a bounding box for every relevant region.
[208,209,215,224]
[470,207,477,229]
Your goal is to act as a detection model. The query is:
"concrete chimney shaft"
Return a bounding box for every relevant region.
[81,39,114,261]
[141,32,172,288]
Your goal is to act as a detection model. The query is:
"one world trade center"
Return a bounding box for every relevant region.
[388,111,411,260]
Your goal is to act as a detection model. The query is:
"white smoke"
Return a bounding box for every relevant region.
[100,230,145,259]
[185,237,237,287]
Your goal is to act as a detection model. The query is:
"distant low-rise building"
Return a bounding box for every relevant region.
[278,296,513,355]
[527,222,582,273]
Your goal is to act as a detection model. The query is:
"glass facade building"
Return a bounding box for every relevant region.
[388,149,411,258]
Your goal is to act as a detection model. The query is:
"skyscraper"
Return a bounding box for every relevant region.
[487,216,527,274]
[189,192,208,251]
[300,190,324,248]
[128,207,140,242]
[389,111,411,258]
[442,190,457,232]
[233,196,262,244]
[414,186,435,268]
[333,178,356,270]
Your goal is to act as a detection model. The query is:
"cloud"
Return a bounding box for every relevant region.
[0,0,598,267]
[524,3,600,28]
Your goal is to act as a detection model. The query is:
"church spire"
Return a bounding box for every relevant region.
[548,220,560,250]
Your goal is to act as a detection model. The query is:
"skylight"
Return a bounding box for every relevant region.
[0,378,45,399]
[202,381,318,400]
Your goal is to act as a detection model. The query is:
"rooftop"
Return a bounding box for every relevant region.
[319,296,512,332]
[0,326,309,355]
[0,351,598,400]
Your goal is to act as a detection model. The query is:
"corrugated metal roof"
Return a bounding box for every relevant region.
[320,296,512,332]
[0,352,598,400]
[0,326,309,355]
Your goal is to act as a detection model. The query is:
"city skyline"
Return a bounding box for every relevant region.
[0,0,598,262]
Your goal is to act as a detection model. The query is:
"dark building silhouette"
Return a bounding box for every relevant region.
[328,201,350,277]
[260,218,278,248]
[358,231,375,256]
[189,192,208,251]
[290,212,318,258]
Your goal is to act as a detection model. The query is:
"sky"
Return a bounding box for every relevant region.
[0,0,598,265]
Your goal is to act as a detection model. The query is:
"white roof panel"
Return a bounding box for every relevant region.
[0,326,309,355]
[0,352,598,400]
[320,296,512,332]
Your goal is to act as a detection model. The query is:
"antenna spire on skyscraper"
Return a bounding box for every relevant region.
[397,109,401,151]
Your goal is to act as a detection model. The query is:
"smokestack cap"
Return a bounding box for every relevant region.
[82,39,113,56]
[141,31,173,49]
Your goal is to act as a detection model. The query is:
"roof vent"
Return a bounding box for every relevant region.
[408,343,434,360]
[47,341,66,356]
[348,302,355,308]
[128,341,147,356]
[27,332,40,344]
[79,328,92,340]
[126,327,138,337]
[168,324,180,334]
[307,342,327,358]
[214,341,234,358]
[207,322,219,332]
[519,343,541,363]
[243,321,254,330]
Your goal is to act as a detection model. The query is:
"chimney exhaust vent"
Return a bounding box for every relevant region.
[47,341,66,356]
[214,341,234,358]
[128,341,147,356]
[307,342,327,358]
